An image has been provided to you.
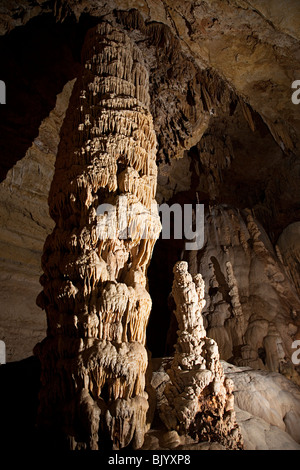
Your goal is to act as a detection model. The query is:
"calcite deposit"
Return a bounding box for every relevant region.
[185,206,300,386]
[0,80,74,361]
[160,261,243,449]
[34,21,161,450]
[277,222,300,299]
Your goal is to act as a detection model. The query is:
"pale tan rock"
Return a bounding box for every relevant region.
[1,0,298,151]
[34,21,161,450]
[277,222,300,299]
[149,359,300,450]
[235,406,300,451]
[159,261,243,449]
[222,361,300,447]
[186,205,300,385]
[1,4,299,368]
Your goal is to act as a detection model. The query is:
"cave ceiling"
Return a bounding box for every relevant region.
[0,0,299,242]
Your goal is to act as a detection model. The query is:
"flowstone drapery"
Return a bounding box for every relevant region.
[160,261,243,449]
[34,21,161,450]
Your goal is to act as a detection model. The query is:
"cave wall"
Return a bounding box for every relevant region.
[186,206,300,383]
[0,80,74,361]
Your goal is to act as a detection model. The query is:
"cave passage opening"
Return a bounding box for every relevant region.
[0,12,101,181]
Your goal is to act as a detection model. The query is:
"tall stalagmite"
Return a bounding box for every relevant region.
[34,21,161,450]
[160,261,243,449]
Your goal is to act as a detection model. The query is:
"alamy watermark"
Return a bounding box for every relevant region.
[96,198,204,250]
[292,340,300,365]
[291,80,300,105]
[0,80,5,104]
[0,340,6,365]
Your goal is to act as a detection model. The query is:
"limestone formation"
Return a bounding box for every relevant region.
[0,80,74,361]
[277,222,300,299]
[160,261,243,449]
[0,0,299,454]
[186,205,300,385]
[1,0,299,158]
[1,3,300,367]
[223,361,300,449]
[147,358,300,450]
[34,21,161,450]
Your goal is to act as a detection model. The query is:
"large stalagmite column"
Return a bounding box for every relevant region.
[34,21,161,450]
[160,261,243,449]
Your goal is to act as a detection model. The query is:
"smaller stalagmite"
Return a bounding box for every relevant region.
[160,261,243,449]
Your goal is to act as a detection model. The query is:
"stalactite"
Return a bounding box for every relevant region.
[34,20,161,450]
[238,97,255,132]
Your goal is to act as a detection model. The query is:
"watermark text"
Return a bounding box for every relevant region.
[96,199,204,251]
[291,80,300,105]
[0,80,5,104]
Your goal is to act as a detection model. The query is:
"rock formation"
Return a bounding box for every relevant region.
[277,222,300,299]
[0,0,299,453]
[222,361,300,450]
[185,206,300,386]
[33,21,161,450]
[160,261,243,449]
[0,80,74,361]
[147,358,300,450]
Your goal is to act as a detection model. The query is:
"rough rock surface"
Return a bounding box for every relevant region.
[223,361,300,450]
[0,80,74,361]
[277,222,300,299]
[148,358,300,450]
[0,1,299,153]
[185,205,300,385]
[0,2,299,365]
[34,21,161,450]
[159,261,243,449]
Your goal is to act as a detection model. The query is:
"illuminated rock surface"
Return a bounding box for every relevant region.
[159,261,243,449]
[0,0,299,451]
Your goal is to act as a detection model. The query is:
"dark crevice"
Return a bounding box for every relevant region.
[0,356,41,449]
[0,13,101,182]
